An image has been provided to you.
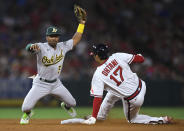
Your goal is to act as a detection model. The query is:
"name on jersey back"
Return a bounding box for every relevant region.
[102,59,118,76]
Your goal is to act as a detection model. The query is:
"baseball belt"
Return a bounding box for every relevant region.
[39,77,57,83]
[124,79,142,101]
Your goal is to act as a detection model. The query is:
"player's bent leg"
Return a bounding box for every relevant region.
[51,82,77,117]
[52,82,76,107]
[123,100,166,124]
[122,81,146,123]
[22,84,50,112]
[122,99,139,123]
[97,92,120,120]
[123,81,172,124]
[20,84,50,124]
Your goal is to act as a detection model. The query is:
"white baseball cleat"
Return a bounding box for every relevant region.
[163,116,173,124]
[149,116,173,124]
[20,111,34,124]
[61,102,77,117]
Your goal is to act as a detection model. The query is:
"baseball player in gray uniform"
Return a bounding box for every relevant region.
[20,5,87,124]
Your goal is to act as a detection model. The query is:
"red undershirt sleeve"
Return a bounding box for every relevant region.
[130,55,144,64]
[92,97,102,118]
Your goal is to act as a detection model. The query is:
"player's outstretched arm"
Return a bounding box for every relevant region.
[25,43,40,53]
[72,5,87,47]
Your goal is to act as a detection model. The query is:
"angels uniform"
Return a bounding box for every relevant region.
[22,39,76,112]
[91,53,166,124]
[91,53,140,98]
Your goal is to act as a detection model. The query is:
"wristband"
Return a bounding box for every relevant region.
[77,24,85,34]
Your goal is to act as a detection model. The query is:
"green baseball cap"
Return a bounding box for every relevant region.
[46,26,61,36]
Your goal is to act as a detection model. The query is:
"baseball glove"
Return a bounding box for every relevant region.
[74,5,87,22]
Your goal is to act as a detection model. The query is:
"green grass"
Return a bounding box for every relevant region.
[0,107,183,119]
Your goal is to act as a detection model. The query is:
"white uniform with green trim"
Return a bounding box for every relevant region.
[22,39,76,112]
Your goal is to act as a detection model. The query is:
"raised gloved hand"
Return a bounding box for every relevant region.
[83,116,96,125]
[74,5,87,23]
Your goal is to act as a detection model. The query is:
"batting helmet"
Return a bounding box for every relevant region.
[90,43,109,60]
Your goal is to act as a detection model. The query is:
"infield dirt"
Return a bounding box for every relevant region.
[0,119,184,131]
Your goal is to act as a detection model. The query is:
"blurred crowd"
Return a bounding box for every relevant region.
[0,0,184,82]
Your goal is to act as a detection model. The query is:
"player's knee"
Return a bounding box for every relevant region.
[128,117,138,124]
[125,113,138,123]
[125,117,133,123]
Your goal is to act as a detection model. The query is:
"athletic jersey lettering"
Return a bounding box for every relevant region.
[91,53,139,97]
[41,50,64,66]
[102,59,118,76]
[35,39,73,80]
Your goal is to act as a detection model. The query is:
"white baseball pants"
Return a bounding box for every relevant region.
[97,80,165,124]
[22,77,76,112]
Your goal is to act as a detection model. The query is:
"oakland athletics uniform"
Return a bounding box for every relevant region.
[91,53,165,124]
[22,39,76,112]
[20,5,87,124]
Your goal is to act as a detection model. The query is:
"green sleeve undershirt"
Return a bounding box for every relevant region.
[25,43,34,53]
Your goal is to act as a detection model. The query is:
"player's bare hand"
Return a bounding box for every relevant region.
[30,44,40,52]
[83,116,96,125]
[80,20,86,24]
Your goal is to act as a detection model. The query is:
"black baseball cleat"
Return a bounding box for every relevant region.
[61,102,77,117]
